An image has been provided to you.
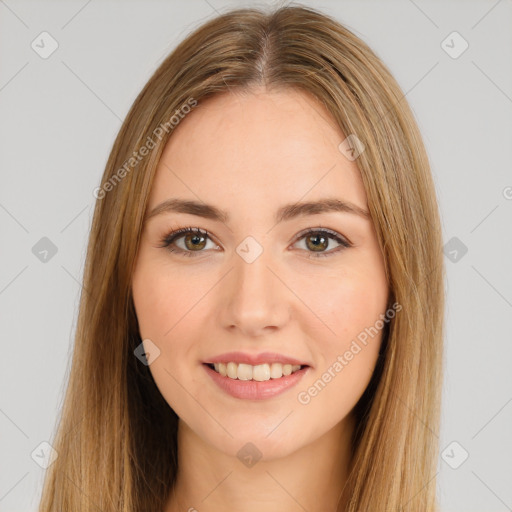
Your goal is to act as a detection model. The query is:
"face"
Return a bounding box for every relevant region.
[131,87,389,461]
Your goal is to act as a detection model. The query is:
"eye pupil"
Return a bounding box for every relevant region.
[306,234,328,251]
[185,233,206,250]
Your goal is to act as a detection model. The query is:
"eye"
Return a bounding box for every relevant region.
[157,227,218,257]
[157,226,352,258]
[291,227,352,258]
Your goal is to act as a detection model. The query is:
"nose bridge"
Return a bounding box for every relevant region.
[223,240,289,333]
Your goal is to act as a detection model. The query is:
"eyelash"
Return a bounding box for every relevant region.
[157,226,352,259]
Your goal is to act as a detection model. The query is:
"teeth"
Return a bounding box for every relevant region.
[237,363,253,381]
[270,362,283,379]
[227,362,237,379]
[210,362,302,381]
[253,364,271,381]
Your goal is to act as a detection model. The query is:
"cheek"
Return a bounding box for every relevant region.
[131,258,207,413]
[291,265,387,397]
[293,263,388,343]
[294,277,386,423]
[331,283,386,344]
[132,256,204,341]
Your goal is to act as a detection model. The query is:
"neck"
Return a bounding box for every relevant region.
[164,413,355,512]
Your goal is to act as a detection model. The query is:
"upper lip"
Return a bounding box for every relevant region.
[204,351,311,367]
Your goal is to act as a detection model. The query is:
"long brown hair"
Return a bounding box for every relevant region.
[38,4,445,511]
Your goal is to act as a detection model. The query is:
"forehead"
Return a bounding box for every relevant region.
[149,88,368,216]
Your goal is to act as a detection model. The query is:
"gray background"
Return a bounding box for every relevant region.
[1,0,511,510]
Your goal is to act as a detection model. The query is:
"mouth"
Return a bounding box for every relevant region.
[202,361,310,400]
[203,362,309,381]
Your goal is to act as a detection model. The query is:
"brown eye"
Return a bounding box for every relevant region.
[305,232,329,252]
[159,226,351,259]
[293,228,351,258]
[183,231,207,251]
[159,227,217,257]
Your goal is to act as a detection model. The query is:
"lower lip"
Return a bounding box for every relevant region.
[203,363,310,400]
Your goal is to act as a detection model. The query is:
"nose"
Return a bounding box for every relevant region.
[220,247,291,337]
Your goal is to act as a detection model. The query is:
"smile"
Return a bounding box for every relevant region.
[203,363,310,400]
[207,362,305,381]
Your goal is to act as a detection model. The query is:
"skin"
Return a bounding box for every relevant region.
[131,86,389,512]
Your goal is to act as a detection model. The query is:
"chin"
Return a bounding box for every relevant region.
[205,425,307,464]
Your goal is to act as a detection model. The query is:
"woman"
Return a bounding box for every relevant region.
[39,4,445,511]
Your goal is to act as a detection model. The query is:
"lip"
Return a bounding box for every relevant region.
[204,351,311,367]
[203,363,310,400]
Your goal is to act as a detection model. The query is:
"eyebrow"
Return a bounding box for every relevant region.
[144,197,371,224]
